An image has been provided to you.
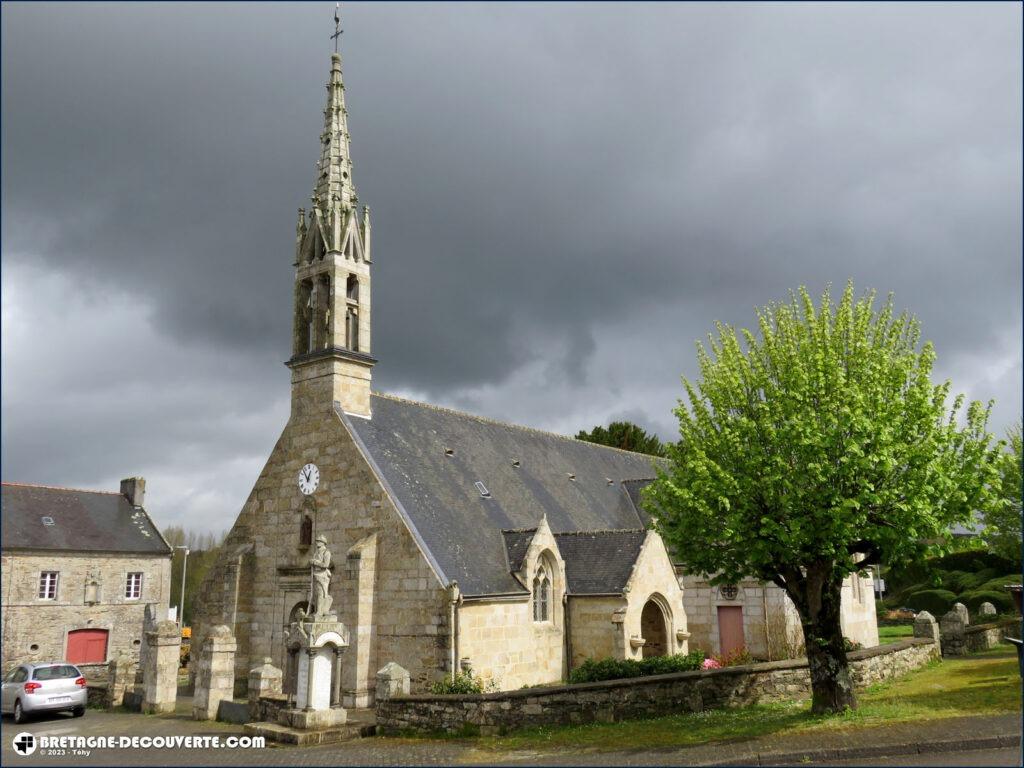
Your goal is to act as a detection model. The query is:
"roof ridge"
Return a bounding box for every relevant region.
[501,527,538,535]
[1,482,122,496]
[372,391,662,460]
[554,528,646,537]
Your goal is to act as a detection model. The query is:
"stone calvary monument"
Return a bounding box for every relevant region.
[279,535,350,730]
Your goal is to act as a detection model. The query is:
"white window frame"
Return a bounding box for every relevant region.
[38,571,59,600]
[125,571,143,600]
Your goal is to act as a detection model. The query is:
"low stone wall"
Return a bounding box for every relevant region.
[377,639,938,735]
[252,694,288,723]
[964,622,1012,653]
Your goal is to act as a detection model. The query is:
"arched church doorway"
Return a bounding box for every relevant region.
[640,598,669,658]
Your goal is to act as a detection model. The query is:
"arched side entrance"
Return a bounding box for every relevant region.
[640,598,670,658]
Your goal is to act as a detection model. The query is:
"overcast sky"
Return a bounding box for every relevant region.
[2,2,1021,536]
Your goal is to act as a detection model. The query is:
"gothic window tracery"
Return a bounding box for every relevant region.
[532,562,551,622]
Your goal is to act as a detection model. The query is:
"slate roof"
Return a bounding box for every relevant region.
[345,393,661,597]
[553,530,648,594]
[1,483,171,555]
[621,479,655,526]
[500,528,649,595]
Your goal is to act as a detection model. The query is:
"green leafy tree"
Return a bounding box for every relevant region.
[984,422,1022,562]
[576,421,666,457]
[164,526,226,626]
[645,283,1001,714]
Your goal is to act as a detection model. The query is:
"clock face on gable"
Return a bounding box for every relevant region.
[298,463,320,496]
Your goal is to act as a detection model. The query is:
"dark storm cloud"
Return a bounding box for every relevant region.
[2,2,1020,530]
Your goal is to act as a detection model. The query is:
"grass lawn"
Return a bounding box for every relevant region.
[467,645,1020,754]
[877,624,914,642]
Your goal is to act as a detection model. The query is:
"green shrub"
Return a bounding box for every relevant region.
[957,590,1015,616]
[843,637,863,652]
[979,574,1023,593]
[905,588,957,615]
[568,651,705,684]
[934,549,1020,574]
[430,671,497,695]
[713,648,753,667]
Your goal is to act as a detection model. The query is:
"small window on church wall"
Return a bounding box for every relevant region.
[346,274,359,301]
[299,515,313,547]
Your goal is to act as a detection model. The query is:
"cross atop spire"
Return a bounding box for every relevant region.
[331,3,343,54]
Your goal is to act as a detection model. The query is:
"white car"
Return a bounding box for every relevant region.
[1,663,88,723]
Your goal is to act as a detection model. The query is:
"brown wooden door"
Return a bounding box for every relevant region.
[717,606,745,657]
[66,629,108,664]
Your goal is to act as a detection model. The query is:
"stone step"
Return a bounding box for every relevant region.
[244,720,376,746]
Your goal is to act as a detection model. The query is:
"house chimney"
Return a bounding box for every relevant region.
[120,476,145,508]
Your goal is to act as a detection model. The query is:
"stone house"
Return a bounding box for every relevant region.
[191,48,878,703]
[1,478,172,673]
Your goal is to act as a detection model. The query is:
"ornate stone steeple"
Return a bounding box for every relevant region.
[287,42,374,419]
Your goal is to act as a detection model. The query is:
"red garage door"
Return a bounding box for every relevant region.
[66,629,108,664]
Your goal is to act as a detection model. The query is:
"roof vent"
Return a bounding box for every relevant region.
[41,516,55,526]
[606,478,615,486]
[474,481,491,499]
[567,473,576,481]
[511,459,521,468]
[444,448,455,457]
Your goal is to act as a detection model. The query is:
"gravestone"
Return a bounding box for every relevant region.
[978,602,998,618]
[142,620,181,714]
[912,611,940,646]
[193,625,237,721]
[939,609,967,657]
[376,662,410,701]
[952,602,970,626]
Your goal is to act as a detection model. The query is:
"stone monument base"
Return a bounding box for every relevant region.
[278,706,347,730]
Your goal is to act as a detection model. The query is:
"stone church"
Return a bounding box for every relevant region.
[192,47,876,705]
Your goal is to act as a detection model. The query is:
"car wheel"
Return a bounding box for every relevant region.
[13,700,25,724]
[72,706,85,718]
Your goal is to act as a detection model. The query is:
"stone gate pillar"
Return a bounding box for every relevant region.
[193,625,237,721]
[912,611,940,647]
[939,610,967,657]
[142,620,181,714]
[106,653,136,710]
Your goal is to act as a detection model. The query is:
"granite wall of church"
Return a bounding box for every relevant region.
[190,378,452,703]
[681,572,877,660]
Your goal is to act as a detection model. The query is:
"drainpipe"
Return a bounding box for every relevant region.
[447,582,460,682]
[762,583,771,660]
[563,593,572,678]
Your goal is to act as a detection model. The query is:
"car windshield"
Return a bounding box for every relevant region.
[32,665,80,680]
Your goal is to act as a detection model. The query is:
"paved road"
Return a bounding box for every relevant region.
[2,707,1020,767]
[823,747,1022,766]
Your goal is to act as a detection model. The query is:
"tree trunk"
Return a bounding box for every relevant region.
[800,575,857,714]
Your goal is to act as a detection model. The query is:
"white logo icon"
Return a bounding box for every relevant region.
[12,732,36,756]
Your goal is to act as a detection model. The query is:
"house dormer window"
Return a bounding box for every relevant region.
[532,563,551,622]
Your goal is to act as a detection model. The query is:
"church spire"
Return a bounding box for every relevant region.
[313,51,358,218]
[287,12,375,420]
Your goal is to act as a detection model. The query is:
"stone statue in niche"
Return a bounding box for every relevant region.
[310,535,333,617]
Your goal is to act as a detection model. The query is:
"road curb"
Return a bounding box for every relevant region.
[703,732,1022,766]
